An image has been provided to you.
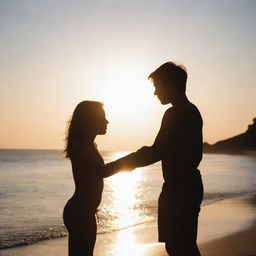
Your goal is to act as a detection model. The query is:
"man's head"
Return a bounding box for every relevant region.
[148,62,187,104]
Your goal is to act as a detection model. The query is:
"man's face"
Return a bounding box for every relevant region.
[153,79,172,105]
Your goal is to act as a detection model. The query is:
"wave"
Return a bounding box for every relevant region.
[0,227,67,250]
[203,190,256,205]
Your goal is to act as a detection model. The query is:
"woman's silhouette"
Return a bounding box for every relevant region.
[63,101,126,256]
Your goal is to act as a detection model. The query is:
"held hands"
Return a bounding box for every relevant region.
[109,146,152,172]
[108,152,136,172]
[103,146,152,178]
[103,152,136,178]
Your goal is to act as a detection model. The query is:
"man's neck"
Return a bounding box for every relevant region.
[171,94,189,107]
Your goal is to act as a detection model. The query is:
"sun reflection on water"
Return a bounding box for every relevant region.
[107,169,143,228]
[100,152,152,232]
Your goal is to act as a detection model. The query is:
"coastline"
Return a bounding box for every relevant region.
[1,195,256,256]
[203,150,256,156]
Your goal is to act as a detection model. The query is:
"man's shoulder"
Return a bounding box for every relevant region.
[186,102,203,125]
[179,101,200,116]
[163,107,175,120]
[164,107,174,115]
[189,102,202,116]
[165,103,202,123]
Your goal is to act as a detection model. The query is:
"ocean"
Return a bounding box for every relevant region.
[0,149,256,249]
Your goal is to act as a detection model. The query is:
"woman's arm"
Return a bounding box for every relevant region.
[101,153,136,178]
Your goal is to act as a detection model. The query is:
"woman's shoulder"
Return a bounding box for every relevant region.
[70,140,104,174]
[70,140,95,159]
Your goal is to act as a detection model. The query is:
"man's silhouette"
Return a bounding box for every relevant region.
[111,62,204,255]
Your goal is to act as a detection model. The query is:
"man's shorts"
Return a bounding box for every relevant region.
[158,170,203,243]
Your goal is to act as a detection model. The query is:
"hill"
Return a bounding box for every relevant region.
[203,118,256,154]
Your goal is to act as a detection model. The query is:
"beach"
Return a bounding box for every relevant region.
[2,194,256,256]
[1,151,256,255]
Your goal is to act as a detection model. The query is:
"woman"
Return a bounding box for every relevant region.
[63,101,129,256]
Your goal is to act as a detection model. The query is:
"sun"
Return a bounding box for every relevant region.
[102,65,154,118]
[93,61,162,148]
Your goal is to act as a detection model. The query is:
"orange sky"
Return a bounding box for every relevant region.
[0,1,255,151]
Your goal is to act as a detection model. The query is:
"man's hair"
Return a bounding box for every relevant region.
[148,62,187,93]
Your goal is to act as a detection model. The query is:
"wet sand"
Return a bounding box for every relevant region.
[1,195,256,256]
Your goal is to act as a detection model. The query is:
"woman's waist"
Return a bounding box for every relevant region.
[65,195,101,213]
[73,181,103,195]
[72,190,102,201]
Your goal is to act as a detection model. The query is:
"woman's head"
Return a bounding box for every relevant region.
[64,101,108,158]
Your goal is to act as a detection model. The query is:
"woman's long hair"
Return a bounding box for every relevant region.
[64,101,103,158]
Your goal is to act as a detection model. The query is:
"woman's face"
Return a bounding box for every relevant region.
[94,108,109,135]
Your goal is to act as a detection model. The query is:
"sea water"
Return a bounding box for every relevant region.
[0,149,256,249]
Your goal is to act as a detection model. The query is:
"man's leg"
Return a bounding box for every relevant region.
[164,206,201,256]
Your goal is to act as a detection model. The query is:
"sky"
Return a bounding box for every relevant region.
[0,0,256,151]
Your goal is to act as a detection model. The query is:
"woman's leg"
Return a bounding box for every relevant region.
[68,231,96,256]
[65,214,97,256]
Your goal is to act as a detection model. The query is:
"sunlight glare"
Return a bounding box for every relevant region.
[106,152,145,228]
[111,228,145,256]
[108,170,142,227]
[103,65,154,118]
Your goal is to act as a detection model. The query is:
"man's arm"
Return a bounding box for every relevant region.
[122,145,161,168]
[104,140,162,171]
[106,108,177,170]
[101,153,135,177]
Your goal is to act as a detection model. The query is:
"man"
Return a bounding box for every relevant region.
[111,61,204,255]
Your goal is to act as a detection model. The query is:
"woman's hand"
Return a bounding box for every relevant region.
[102,153,135,178]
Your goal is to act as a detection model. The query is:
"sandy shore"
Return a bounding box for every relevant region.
[1,195,256,256]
